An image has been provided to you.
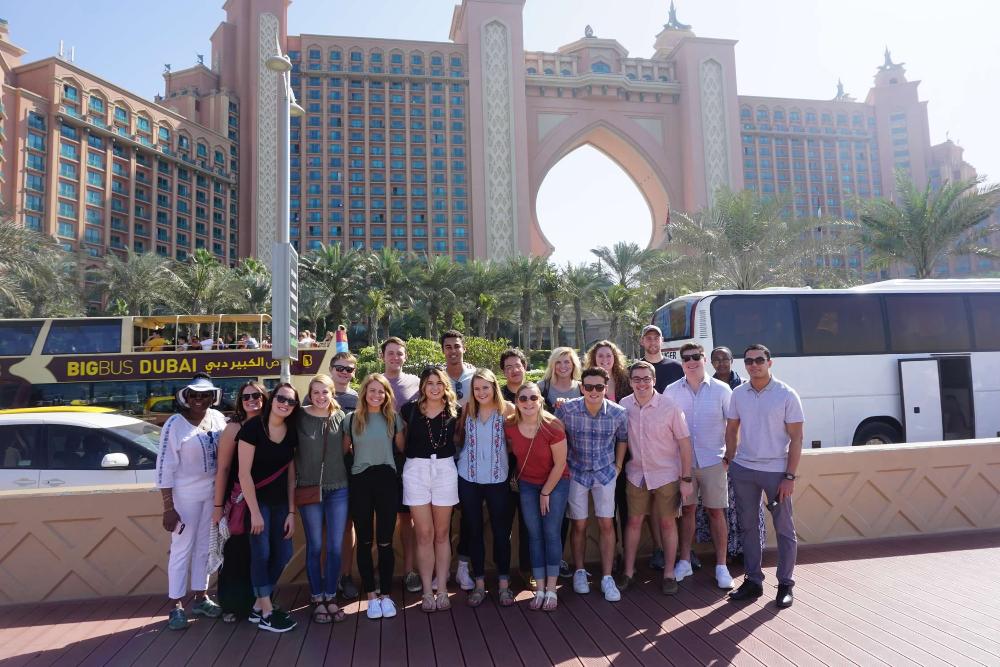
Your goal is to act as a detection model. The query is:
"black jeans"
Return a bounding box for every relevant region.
[350,465,399,594]
[457,477,511,579]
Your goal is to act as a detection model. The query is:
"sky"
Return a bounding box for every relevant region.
[5,0,998,265]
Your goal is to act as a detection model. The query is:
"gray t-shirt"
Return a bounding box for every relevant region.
[345,411,404,475]
[386,373,420,413]
[538,379,582,413]
[295,410,348,490]
[726,376,804,473]
[336,388,358,413]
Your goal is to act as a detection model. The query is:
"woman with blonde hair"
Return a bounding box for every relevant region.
[505,382,570,611]
[584,340,631,403]
[538,347,582,412]
[456,368,515,607]
[343,373,405,620]
[401,366,461,612]
[296,374,349,623]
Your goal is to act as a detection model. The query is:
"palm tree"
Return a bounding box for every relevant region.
[852,173,1000,278]
[561,263,600,350]
[368,247,412,335]
[0,216,70,314]
[361,288,390,345]
[300,242,365,331]
[538,265,565,348]
[233,257,272,315]
[414,254,460,339]
[505,256,548,353]
[591,241,658,289]
[93,249,174,316]
[162,249,238,339]
[592,284,634,346]
[458,259,505,338]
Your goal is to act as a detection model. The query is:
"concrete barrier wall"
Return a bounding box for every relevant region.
[1,438,998,605]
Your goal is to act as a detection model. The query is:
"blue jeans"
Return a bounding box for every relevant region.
[299,487,350,598]
[248,504,293,599]
[519,478,570,581]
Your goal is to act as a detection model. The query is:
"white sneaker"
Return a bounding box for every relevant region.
[601,575,621,602]
[366,597,383,620]
[573,569,590,594]
[674,559,693,582]
[380,597,397,618]
[715,565,734,590]
[456,560,475,591]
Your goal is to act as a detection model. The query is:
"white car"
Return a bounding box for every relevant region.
[0,409,161,490]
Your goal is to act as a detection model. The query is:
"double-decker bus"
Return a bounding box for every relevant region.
[0,314,331,421]
[650,279,1000,447]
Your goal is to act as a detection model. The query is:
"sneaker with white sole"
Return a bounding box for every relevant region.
[380,597,397,618]
[366,597,383,620]
[559,560,572,579]
[674,559,693,582]
[456,560,475,591]
[715,565,734,589]
[572,569,590,594]
[258,611,296,633]
[404,571,422,593]
[601,575,621,602]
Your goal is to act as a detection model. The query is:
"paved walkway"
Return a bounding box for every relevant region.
[2,530,999,666]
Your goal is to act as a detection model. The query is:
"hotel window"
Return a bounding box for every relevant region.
[56,159,75,176]
[26,174,44,192]
[57,221,75,237]
[25,194,43,212]
[28,112,46,130]
[28,133,46,151]
[63,84,79,101]
[136,116,151,132]
[330,50,341,61]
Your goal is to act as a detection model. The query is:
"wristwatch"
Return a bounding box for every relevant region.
[680,476,693,483]
[783,472,796,481]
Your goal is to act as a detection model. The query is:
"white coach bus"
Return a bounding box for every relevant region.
[650,279,1000,447]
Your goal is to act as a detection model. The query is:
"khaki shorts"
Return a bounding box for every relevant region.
[626,479,681,519]
[682,462,729,509]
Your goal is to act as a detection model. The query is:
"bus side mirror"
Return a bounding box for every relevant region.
[101,453,130,469]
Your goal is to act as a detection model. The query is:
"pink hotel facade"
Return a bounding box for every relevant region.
[0,1,993,276]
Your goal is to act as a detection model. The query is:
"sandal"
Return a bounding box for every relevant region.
[435,592,451,611]
[529,590,545,611]
[325,600,347,623]
[222,612,237,624]
[498,588,515,607]
[311,600,332,624]
[421,593,437,612]
[467,588,486,608]
[542,590,558,612]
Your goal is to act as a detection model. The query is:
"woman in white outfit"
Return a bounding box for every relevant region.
[156,373,228,630]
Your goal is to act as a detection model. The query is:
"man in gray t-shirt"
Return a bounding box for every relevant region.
[724,344,804,610]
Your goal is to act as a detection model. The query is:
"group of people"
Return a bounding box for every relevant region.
[155,325,804,632]
[144,329,266,352]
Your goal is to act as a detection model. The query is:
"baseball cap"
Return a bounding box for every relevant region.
[641,325,662,337]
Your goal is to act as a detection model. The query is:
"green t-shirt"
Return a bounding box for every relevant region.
[295,410,348,490]
[346,411,404,475]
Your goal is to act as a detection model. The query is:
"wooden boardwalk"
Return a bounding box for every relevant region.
[2,530,999,666]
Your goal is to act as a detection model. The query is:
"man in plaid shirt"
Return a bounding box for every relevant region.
[556,367,628,602]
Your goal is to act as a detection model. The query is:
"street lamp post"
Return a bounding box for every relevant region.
[265,41,305,384]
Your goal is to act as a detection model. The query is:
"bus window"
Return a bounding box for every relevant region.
[0,321,44,356]
[652,297,697,341]
[42,320,122,355]
[798,295,886,355]
[969,294,1000,351]
[711,295,798,357]
[885,294,970,353]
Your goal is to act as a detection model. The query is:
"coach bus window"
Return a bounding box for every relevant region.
[711,295,798,357]
[0,321,44,356]
[651,297,697,341]
[42,320,122,355]
[885,294,970,353]
[969,294,1000,351]
[798,295,886,355]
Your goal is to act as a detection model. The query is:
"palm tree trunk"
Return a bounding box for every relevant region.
[520,294,532,353]
[573,300,584,350]
[550,312,560,349]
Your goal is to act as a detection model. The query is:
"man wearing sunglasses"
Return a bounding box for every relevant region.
[664,343,734,589]
[556,367,628,602]
[329,352,359,411]
[725,344,804,609]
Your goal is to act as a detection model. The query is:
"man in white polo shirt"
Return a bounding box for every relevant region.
[664,342,734,589]
[725,343,804,609]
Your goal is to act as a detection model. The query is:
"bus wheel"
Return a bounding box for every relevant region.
[853,421,902,446]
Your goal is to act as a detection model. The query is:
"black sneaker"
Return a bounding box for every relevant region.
[728,579,764,602]
[690,551,702,571]
[339,574,359,600]
[248,608,262,624]
[258,611,296,633]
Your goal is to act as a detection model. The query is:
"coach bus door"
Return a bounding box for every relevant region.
[898,358,943,442]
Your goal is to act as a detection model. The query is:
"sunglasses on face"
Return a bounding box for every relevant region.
[517,394,541,403]
[582,383,606,393]
[241,391,263,402]
[188,391,214,400]
[681,353,703,362]
[273,395,298,405]
[744,356,768,366]
[332,364,356,373]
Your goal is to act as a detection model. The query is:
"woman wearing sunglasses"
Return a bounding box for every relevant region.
[401,366,460,612]
[237,382,300,633]
[505,382,570,611]
[156,374,229,630]
[296,374,349,624]
[212,381,268,623]
[455,369,515,607]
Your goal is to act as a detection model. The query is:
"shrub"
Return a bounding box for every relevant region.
[462,337,511,371]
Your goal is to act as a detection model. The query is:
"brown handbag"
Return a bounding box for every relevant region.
[295,418,329,507]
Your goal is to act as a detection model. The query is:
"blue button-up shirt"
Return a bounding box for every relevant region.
[556,397,628,487]
[664,375,731,469]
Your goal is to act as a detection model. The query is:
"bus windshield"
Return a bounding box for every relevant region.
[650,296,699,341]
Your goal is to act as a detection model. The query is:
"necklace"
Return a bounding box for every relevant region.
[424,412,450,450]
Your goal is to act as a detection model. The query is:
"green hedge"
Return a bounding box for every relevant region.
[354,336,511,384]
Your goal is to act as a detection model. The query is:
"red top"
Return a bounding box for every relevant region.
[505,419,569,486]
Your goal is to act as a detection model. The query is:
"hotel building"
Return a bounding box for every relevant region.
[0,2,994,277]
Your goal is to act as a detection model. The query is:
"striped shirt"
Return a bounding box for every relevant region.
[664,375,732,469]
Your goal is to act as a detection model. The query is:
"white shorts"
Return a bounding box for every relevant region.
[567,476,617,520]
[402,456,459,507]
